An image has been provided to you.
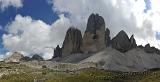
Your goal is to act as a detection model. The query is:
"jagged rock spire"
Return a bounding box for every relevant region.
[105,28,111,47]
[86,13,105,33]
[62,27,83,55]
[130,35,137,49]
[112,30,132,52]
[53,45,62,58]
[81,13,106,53]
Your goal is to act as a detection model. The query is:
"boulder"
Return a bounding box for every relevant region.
[111,30,131,52]
[62,27,83,55]
[53,45,62,58]
[105,28,111,47]
[81,13,106,53]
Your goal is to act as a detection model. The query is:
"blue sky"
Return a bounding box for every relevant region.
[144,0,151,13]
[0,0,59,26]
[0,0,160,59]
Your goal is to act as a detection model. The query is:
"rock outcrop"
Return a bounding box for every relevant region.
[105,28,111,47]
[138,45,144,49]
[4,52,24,63]
[143,44,160,54]
[111,30,136,52]
[20,56,31,61]
[130,35,137,49]
[81,13,106,53]
[53,45,62,58]
[62,27,83,55]
[144,44,156,53]
[31,54,43,61]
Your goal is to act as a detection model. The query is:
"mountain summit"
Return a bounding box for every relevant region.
[81,13,106,53]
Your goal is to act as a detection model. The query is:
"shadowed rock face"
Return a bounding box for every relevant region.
[142,44,160,54]
[31,54,43,61]
[144,44,156,53]
[20,56,31,61]
[53,45,62,58]
[62,27,83,55]
[130,35,137,49]
[81,13,106,53]
[105,28,111,47]
[112,30,133,52]
[85,13,105,33]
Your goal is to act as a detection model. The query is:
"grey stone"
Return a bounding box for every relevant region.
[105,28,111,47]
[144,44,156,53]
[31,54,43,61]
[20,56,31,61]
[111,30,131,52]
[53,45,62,58]
[62,27,83,55]
[81,13,106,53]
[130,35,137,49]
[85,13,105,33]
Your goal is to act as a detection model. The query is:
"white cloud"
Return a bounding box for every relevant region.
[49,14,71,47]
[2,15,52,59]
[50,0,160,48]
[0,0,23,11]
[2,14,71,60]
[3,15,51,53]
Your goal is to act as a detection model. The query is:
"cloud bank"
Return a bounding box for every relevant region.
[2,14,71,60]
[0,0,23,11]
[50,0,160,48]
[2,0,160,59]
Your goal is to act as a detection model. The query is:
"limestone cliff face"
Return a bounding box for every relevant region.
[111,30,137,52]
[130,35,137,49]
[111,30,131,52]
[105,28,111,47]
[81,13,106,53]
[62,27,83,55]
[53,45,62,58]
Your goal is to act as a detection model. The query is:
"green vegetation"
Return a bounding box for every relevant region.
[0,62,160,82]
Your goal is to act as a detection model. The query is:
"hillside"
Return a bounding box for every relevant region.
[80,47,160,72]
[0,62,160,82]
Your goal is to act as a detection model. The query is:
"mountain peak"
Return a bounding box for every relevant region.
[62,27,83,55]
[86,13,105,33]
[112,30,136,52]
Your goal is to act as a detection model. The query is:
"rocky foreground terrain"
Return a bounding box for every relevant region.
[1,13,160,82]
